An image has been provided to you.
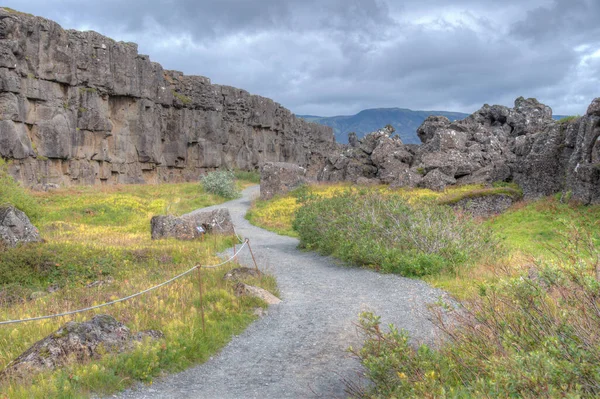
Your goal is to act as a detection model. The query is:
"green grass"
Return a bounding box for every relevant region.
[0,177,277,397]
[485,197,600,257]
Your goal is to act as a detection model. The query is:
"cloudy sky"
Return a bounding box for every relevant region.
[7,0,599,116]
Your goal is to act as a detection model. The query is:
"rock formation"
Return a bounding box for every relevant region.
[2,314,163,378]
[0,8,333,188]
[151,208,235,240]
[0,205,41,247]
[260,162,307,200]
[318,97,600,204]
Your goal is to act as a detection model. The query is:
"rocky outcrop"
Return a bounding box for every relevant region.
[0,8,333,188]
[319,97,600,204]
[0,205,41,247]
[151,208,234,240]
[2,314,162,378]
[260,162,307,200]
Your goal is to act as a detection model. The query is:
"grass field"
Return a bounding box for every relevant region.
[0,173,276,398]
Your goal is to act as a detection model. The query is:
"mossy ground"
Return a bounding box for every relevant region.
[0,178,275,398]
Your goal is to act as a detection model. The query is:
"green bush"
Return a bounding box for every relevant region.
[352,228,600,398]
[0,159,40,222]
[200,170,240,199]
[292,191,500,277]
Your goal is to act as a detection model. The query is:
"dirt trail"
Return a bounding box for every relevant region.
[117,186,447,399]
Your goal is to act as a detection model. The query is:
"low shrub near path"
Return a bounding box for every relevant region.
[352,227,600,398]
[293,190,501,277]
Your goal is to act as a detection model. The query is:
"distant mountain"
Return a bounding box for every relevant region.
[297,108,470,144]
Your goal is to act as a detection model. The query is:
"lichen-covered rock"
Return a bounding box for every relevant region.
[2,315,163,378]
[260,162,307,200]
[0,8,333,188]
[151,208,234,240]
[419,169,457,191]
[0,205,41,247]
[185,208,235,236]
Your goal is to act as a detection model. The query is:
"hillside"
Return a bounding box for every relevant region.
[297,108,470,144]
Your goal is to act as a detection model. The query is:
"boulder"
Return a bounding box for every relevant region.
[260,162,307,200]
[151,208,235,240]
[419,169,456,191]
[2,315,163,378]
[150,214,199,240]
[0,205,42,248]
[185,208,235,235]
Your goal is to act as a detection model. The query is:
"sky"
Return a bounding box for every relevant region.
[6,0,599,116]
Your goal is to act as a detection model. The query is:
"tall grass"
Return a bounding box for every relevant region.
[351,226,600,399]
[0,182,276,397]
[0,159,40,222]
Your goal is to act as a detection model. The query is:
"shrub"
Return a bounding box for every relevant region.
[292,190,500,277]
[200,170,240,199]
[351,227,600,398]
[0,159,40,222]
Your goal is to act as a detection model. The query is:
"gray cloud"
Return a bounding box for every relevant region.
[5,0,598,116]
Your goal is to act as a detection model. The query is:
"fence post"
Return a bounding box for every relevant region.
[246,238,260,275]
[233,234,237,262]
[197,265,206,333]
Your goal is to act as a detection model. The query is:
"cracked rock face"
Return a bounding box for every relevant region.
[318,96,600,204]
[0,8,333,189]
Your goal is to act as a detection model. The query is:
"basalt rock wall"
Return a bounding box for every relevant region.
[0,8,334,188]
[319,97,600,204]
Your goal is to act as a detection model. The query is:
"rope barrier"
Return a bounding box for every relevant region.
[0,240,249,326]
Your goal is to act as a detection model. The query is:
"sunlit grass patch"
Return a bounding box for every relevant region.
[0,179,276,397]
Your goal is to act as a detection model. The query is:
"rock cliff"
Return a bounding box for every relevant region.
[0,8,334,188]
[319,97,600,204]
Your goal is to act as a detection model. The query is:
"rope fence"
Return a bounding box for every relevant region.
[0,239,254,326]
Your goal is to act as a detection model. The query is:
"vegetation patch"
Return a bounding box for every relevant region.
[0,159,41,222]
[293,190,501,277]
[352,227,600,398]
[0,176,275,398]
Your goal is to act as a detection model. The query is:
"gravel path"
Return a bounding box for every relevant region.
[116,186,448,399]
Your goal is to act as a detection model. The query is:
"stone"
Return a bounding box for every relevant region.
[185,208,235,235]
[419,169,457,191]
[0,205,42,248]
[150,215,199,240]
[2,314,163,378]
[151,208,235,240]
[260,162,307,200]
[233,283,281,305]
[586,98,600,117]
